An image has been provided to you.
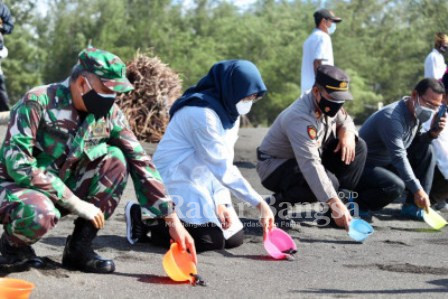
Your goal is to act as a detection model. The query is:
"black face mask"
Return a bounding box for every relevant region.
[440,46,447,53]
[318,94,344,117]
[82,80,116,119]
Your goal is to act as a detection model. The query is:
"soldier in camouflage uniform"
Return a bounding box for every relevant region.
[0,48,196,273]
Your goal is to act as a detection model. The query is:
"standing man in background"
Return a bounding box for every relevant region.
[0,1,14,112]
[423,72,448,211]
[423,33,448,211]
[300,9,342,95]
[424,32,448,79]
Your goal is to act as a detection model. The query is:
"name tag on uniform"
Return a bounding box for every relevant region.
[85,122,108,148]
[91,122,107,139]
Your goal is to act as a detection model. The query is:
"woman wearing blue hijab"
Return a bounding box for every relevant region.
[125,60,275,252]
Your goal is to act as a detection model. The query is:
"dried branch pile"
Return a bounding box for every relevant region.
[116,53,182,143]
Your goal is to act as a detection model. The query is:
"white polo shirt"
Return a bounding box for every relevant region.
[424,48,446,79]
[301,29,334,95]
[423,117,448,179]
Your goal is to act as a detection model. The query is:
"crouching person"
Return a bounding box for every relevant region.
[125,60,275,253]
[257,65,367,229]
[355,78,443,220]
[0,48,195,273]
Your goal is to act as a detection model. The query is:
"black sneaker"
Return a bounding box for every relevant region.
[125,201,150,244]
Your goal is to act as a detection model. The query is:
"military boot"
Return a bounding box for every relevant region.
[62,218,115,273]
[0,233,44,272]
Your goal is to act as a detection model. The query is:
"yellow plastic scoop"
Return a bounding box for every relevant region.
[423,208,448,230]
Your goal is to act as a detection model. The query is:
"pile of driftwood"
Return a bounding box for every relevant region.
[116,53,182,143]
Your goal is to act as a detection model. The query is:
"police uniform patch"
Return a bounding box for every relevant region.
[307,125,317,140]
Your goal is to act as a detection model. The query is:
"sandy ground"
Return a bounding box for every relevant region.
[0,126,447,298]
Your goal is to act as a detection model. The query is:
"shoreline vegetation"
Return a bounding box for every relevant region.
[5,0,446,126]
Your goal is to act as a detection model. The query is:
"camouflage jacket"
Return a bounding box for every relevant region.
[0,79,173,219]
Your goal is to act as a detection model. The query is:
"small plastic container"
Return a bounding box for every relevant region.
[163,242,197,283]
[423,208,447,230]
[0,278,35,299]
[348,219,374,242]
[263,228,297,260]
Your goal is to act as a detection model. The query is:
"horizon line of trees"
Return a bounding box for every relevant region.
[3,0,448,125]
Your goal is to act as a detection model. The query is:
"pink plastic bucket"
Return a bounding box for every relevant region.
[263,228,297,260]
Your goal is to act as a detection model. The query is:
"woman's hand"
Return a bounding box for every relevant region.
[217,204,232,230]
[257,201,275,240]
[165,212,197,264]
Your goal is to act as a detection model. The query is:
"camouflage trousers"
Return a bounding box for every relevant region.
[0,146,129,246]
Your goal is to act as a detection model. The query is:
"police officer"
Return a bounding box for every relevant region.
[257,65,367,229]
[0,48,196,273]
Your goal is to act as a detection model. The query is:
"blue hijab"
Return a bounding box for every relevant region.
[169,60,267,129]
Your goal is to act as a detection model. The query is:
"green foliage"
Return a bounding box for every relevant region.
[3,0,448,123]
[2,0,43,102]
[344,68,383,124]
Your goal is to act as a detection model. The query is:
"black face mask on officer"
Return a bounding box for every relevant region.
[82,77,117,119]
[317,91,344,117]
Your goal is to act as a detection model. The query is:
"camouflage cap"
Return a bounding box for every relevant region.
[77,48,134,93]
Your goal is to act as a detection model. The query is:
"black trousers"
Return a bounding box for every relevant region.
[149,221,244,253]
[429,166,448,204]
[0,74,9,112]
[356,137,436,211]
[261,138,367,204]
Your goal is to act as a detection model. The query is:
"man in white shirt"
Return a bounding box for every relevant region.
[424,72,448,211]
[424,32,448,79]
[424,35,448,211]
[301,9,342,95]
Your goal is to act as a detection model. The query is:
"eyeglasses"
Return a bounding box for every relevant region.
[419,95,440,111]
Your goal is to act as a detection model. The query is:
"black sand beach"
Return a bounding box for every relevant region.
[1,127,447,298]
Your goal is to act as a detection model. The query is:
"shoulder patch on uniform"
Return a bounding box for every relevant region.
[307,125,317,140]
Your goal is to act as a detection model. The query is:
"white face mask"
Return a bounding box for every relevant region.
[328,22,336,35]
[236,100,253,115]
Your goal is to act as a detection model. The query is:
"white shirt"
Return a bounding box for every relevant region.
[0,46,8,75]
[301,29,333,95]
[423,117,448,179]
[424,48,446,79]
[153,106,262,227]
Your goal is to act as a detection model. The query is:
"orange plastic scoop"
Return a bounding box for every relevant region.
[0,278,35,299]
[162,242,198,284]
